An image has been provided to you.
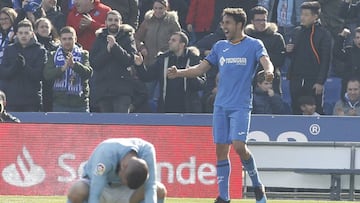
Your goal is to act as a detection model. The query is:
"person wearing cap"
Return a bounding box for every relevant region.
[0,90,20,122]
[67,138,167,203]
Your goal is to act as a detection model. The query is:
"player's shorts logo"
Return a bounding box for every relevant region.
[2,146,46,187]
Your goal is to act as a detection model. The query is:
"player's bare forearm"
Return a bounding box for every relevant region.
[260,56,274,73]
[169,60,211,79]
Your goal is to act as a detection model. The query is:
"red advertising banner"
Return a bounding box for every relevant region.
[0,123,242,198]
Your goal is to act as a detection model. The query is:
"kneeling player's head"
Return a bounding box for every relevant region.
[119,157,149,189]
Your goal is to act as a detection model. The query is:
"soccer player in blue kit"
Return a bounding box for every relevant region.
[168,8,274,203]
[66,138,166,203]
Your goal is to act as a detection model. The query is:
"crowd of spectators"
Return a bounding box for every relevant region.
[0,0,360,116]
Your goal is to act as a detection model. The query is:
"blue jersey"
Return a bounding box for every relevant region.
[205,37,268,109]
[83,138,157,203]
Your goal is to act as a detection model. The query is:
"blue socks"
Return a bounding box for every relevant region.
[241,154,262,187]
[217,159,231,201]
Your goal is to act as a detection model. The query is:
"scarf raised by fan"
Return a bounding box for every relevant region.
[53,45,83,95]
[0,28,14,63]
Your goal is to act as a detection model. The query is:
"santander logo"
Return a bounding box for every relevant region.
[2,146,46,187]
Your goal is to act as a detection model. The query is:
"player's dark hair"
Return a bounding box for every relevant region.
[250,6,268,20]
[222,8,247,28]
[126,159,149,189]
[300,1,321,16]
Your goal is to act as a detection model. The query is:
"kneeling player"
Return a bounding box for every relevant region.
[67,138,167,203]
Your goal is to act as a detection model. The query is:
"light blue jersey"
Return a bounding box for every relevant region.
[82,138,157,203]
[205,37,268,109]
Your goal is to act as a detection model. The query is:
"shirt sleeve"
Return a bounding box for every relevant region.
[255,39,269,62]
[141,143,157,203]
[204,42,219,66]
[87,157,113,203]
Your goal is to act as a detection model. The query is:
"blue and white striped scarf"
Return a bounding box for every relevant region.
[0,27,14,64]
[53,45,83,95]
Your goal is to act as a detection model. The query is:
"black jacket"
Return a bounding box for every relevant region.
[90,26,137,103]
[0,38,47,108]
[245,23,285,68]
[135,48,205,113]
[252,87,284,114]
[333,35,360,80]
[288,22,332,85]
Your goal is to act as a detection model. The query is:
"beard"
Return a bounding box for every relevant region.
[108,25,119,35]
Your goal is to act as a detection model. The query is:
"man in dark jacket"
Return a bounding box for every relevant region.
[286,2,331,115]
[246,6,286,95]
[333,27,360,100]
[41,0,66,33]
[134,31,205,113]
[0,90,20,122]
[90,10,138,113]
[0,19,47,112]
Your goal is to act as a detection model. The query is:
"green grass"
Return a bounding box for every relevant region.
[0,196,357,203]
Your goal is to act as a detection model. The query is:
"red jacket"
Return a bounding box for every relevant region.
[185,0,215,32]
[66,0,111,50]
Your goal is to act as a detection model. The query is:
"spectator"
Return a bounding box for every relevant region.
[185,0,215,43]
[0,7,17,64]
[135,0,181,105]
[66,0,111,50]
[246,6,286,95]
[298,95,320,116]
[0,90,20,122]
[90,10,137,113]
[339,0,360,46]
[318,0,345,39]
[135,0,181,67]
[14,0,44,26]
[135,31,205,113]
[203,72,218,113]
[333,27,360,100]
[276,0,305,40]
[101,0,139,29]
[34,17,60,112]
[57,0,74,17]
[333,78,360,116]
[138,0,153,24]
[44,26,92,112]
[41,0,66,33]
[253,71,284,114]
[286,2,331,115]
[0,7,17,91]
[0,19,47,112]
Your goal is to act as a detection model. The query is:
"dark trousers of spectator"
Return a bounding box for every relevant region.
[289,77,324,115]
[98,95,132,113]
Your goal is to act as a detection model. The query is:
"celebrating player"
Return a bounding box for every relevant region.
[67,138,166,203]
[167,7,274,203]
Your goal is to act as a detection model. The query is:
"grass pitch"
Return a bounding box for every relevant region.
[0,196,357,203]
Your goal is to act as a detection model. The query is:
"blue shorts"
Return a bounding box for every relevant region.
[213,106,251,144]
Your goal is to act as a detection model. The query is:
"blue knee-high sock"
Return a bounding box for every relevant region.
[241,154,262,187]
[157,198,164,203]
[217,159,230,201]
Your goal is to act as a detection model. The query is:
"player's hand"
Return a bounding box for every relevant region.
[265,71,274,82]
[134,52,144,65]
[167,66,179,79]
[313,83,323,95]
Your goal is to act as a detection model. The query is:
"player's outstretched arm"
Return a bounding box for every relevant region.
[167,60,211,79]
[260,55,275,82]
